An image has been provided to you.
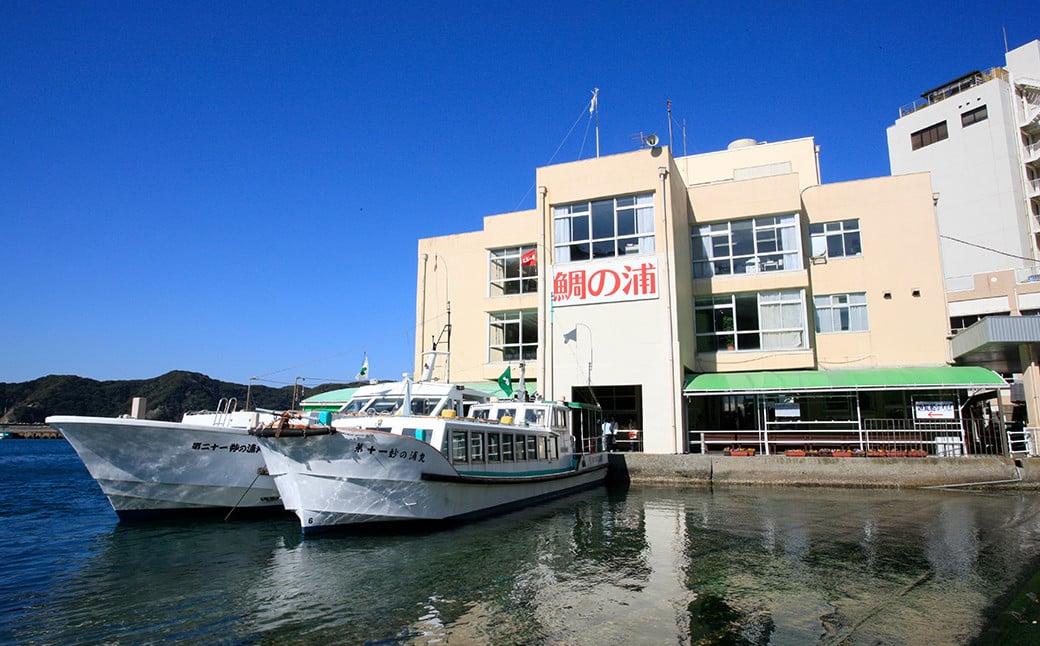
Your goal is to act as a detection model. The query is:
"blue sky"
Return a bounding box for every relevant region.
[2,1,1035,386]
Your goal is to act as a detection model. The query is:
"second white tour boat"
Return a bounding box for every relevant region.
[253,377,608,533]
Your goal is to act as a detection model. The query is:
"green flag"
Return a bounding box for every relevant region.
[497,366,513,397]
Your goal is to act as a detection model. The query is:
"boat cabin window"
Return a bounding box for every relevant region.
[447,428,563,465]
[497,407,517,422]
[525,408,545,427]
[463,394,487,412]
[408,397,442,416]
[554,409,568,429]
[526,436,538,460]
[451,431,468,462]
[367,397,403,414]
[470,408,490,420]
[488,433,501,461]
[341,397,375,414]
[469,432,484,463]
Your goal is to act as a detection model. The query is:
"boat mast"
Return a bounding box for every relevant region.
[421,302,452,383]
[419,253,429,377]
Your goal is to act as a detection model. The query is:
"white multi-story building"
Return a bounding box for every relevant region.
[887,39,1040,329]
[888,40,1040,436]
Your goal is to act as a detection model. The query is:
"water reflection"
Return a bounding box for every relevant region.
[8,483,1040,644]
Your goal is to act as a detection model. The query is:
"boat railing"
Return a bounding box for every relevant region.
[215,397,237,426]
[1008,426,1038,456]
[690,416,1004,456]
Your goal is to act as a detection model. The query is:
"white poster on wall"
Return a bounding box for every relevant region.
[914,401,955,420]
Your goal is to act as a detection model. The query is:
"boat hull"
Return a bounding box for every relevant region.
[256,428,609,533]
[47,415,283,519]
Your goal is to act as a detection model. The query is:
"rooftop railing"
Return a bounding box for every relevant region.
[899,67,1008,117]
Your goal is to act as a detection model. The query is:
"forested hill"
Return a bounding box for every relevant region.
[0,371,351,423]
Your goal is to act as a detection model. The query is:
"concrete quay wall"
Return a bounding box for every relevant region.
[607,453,1040,489]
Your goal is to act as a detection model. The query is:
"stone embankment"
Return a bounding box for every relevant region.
[608,453,1040,489]
[0,424,62,439]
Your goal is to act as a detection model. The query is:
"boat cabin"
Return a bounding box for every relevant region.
[337,381,489,418]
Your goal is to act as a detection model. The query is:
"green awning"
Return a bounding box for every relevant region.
[301,381,538,409]
[684,366,1007,395]
[301,387,359,408]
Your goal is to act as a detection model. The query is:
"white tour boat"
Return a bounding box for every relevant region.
[47,401,284,520]
[253,377,608,533]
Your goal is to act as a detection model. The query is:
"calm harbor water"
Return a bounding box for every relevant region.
[3,440,1040,645]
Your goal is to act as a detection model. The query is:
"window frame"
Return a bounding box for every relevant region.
[489,245,538,297]
[469,431,485,463]
[488,310,538,362]
[692,214,802,278]
[961,105,988,127]
[487,432,501,462]
[910,121,949,150]
[809,219,862,259]
[695,289,808,352]
[813,292,869,334]
[553,193,655,264]
[451,430,468,463]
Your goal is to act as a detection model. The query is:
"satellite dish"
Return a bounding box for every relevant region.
[645,134,660,147]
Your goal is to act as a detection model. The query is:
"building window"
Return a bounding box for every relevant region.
[961,105,988,127]
[910,121,948,150]
[809,220,861,258]
[692,214,801,278]
[489,246,537,296]
[950,312,1009,334]
[554,194,654,263]
[694,289,807,352]
[814,293,868,333]
[489,310,537,362]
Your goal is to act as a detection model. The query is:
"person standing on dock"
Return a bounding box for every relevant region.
[602,418,615,452]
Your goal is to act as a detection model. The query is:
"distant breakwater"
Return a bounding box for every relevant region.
[1,425,62,439]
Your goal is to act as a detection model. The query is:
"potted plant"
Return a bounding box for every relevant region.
[720,312,735,351]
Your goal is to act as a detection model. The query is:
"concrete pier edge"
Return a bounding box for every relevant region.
[607,453,1040,489]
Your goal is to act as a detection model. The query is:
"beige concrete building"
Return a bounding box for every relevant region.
[416,137,1007,456]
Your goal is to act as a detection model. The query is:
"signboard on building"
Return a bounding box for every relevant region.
[552,257,660,306]
[914,401,955,420]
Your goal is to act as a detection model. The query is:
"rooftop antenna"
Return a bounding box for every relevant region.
[666,100,688,156]
[590,88,600,158]
[667,100,673,149]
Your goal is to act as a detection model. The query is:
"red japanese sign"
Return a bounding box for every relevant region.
[552,257,660,306]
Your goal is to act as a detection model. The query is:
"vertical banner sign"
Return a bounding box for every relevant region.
[552,257,660,306]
